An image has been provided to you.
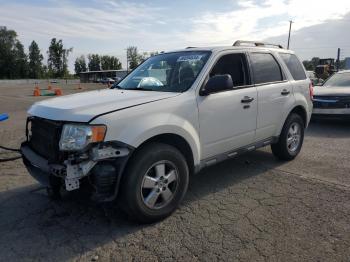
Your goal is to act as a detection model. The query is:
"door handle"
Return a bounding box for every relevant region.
[281,89,290,96]
[241,96,254,103]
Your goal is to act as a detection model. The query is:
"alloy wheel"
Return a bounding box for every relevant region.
[140,160,179,210]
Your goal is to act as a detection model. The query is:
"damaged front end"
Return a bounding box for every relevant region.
[21,117,133,202]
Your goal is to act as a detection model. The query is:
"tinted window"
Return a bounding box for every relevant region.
[280,53,306,80]
[210,53,250,87]
[250,53,284,84]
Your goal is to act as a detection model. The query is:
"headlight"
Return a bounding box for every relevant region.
[59,124,106,151]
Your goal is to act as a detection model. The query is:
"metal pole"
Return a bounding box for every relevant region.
[287,20,293,49]
[125,48,129,73]
[336,48,340,71]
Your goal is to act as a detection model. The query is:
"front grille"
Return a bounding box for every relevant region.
[313,95,350,109]
[28,117,63,162]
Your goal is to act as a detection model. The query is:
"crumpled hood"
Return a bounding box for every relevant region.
[28,89,179,122]
[314,86,350,97]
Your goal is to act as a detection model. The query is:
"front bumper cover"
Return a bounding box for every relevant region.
[21,141,134,202]
[21,142,52,186]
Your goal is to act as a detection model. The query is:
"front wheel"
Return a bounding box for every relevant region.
[119,143,189,223]
[271,113,305,161]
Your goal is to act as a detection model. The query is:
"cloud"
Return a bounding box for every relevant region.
[266,15,350,60]
[181,0,350,46]
[1,0,350,71]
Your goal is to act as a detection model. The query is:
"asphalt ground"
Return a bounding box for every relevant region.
[0,84,350,261]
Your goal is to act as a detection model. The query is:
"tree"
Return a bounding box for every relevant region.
[74,55,87,75]
[127,46,144,70]
[0,26,29,79]
[13,41,29,78]
[47,38,72,77]
[28,41,43,78]
[88,54,101,71]
[100,55,122,70]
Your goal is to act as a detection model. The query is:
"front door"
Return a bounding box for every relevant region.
[197,52,258,160]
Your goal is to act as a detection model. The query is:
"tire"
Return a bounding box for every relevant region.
[119,142,189,223]
[271,113,305,161]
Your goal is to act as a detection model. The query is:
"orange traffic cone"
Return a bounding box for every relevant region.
[33,88,40,96]
[54,88,63,96]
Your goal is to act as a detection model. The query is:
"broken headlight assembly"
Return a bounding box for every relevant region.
[59,124,106,151]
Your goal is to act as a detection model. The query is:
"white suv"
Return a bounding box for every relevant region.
[21,41,313,223]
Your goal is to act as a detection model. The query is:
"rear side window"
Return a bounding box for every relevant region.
[249,53,284,84]
[280,53,306,80]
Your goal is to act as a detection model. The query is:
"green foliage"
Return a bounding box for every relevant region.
[74,55,87,75]
[303,57,348,71]
[127,46,145,70]
[100,55,122,70]
[0,26,29,79]
[302,57,320,71]
[13,41,29,78]
[47,38,72,78]
[88,54,101,71]
[28,41,43,78]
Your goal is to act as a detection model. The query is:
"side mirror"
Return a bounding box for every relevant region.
[200,74,234,96]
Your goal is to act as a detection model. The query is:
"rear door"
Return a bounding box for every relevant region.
[248,52,294,142]
[279,53,312,115]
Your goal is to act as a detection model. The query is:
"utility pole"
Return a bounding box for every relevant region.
[336,48,341,71]
[287,20,293,49]
[125,48,129,73]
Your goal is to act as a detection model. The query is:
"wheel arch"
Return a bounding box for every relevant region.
[290,105,307,127]
[276,104,308,137]
[130,133,196,176]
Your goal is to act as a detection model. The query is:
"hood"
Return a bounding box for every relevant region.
[314,86,350,97]
[28,89,179,122]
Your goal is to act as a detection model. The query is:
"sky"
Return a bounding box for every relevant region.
[1,0,350,73]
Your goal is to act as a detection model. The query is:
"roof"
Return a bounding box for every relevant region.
[169,40,293,53]
[80,69,127,74]
[170,45,295,54]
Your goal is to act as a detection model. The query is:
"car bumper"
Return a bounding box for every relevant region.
[21,142,52,186]
[313,108,350,115]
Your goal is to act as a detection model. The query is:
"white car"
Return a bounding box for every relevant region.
[21,41,313,223]
[313,70,350,118]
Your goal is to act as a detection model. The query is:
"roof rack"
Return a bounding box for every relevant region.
[233,40,283,49]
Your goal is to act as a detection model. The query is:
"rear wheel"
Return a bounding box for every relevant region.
[271,113,304,160]
[119,143,189,223]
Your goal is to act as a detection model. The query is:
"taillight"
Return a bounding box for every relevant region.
[309,82,314,101]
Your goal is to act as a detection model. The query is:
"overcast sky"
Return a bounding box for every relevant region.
[1,0,350,72]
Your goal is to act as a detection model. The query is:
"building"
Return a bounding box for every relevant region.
[79,69,128,83]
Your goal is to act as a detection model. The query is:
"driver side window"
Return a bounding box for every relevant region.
[210,53,251,88]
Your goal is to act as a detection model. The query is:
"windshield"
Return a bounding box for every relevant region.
[323,72,350,87]
[114,51,211,92]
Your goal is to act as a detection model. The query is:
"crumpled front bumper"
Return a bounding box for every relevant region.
[21,142,52,186]
[21,141,134,202]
